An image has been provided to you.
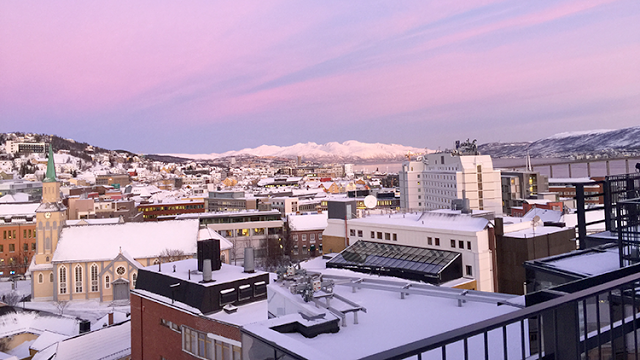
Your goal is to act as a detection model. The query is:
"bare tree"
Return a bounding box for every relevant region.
[55,300,69,315]
[2,291,21,306]
[158,248,188,263]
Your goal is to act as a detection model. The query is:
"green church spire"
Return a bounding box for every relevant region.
[44,144,57,183]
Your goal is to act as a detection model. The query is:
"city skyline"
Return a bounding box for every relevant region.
[1,0,639,154]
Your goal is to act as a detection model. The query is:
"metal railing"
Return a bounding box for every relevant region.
[361,262,640,360]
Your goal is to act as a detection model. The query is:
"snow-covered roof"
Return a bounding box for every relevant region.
[288,213,328,231]
[244,258,521,360]
[198,227,233,251]
[0,310,80,339]
[41,320,131,360]
[52,219,199,263]
[65,218,122,226]
[142,258,267,287]
[0,203,39,216]
[522,208,563,223]
[349,211,489,233]
[0,193,30,203]
[534,245,620,277]
[29,331,70,352]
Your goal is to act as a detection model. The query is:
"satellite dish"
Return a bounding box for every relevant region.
[364,195,377,209]
[531,215,541,226]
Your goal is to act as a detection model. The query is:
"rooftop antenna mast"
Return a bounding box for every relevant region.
[526,151,533,172]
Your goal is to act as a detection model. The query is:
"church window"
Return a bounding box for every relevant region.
[91,264,99,292]
[50,272,53,282]
[105,275,111,289]
[59,266,67,294]
[116,266,126,276]
[75,265,83,293]
[132,273,137,287]
[38,273,43,283]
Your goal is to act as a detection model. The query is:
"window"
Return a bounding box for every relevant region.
[182,326,241,360]
[50,272,53,282]
[451,240,456,248]
[105,275,111,289]
[161,318,180,332]
[38,273,43,283]
[0,245,3,252]
[31,243,36,250]
[301,234,307,241]
[293,235,298,241]
[24,230,27,238]
[116,266,126,276]
[132,273,137,287]
[435,238,440,246]
[75,265,83,293]
[310,234,316,241]
[357,230,363,237]
[393,233,397,241]
[220,288,236,305]
[467,241,471,250]
[385,233,391,241]
[91,264,99,292]
[459,240,464,249]
[254,281,267,296]
[9,244,15,252]
[371,231,375,239]
[377,232,382,240]
[349,229,356,236]
[466,265,473,276]
[239,284,251,300]
[427,237,432,246]
[23,243,28,252]
[59,266,67,294]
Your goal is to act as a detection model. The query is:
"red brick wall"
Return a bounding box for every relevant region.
[131,292,241,360]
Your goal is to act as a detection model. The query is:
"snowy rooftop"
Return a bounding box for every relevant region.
[65,218,122,226]
[142,258,267,286]
[349,211,489,233]
[52,219,199,263]
[0,203,39,216]
[288,212,328,231]
[244,259,521,359]
[502,224,572,238]
[35,320,131,360]
[0,309,80,339]
[539,245,620,277]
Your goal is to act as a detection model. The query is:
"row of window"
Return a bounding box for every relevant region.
[182,325,241,360]
[425,237,473,251]
[139,204,204,212]
[0,243,35,253]
[292,233,321,242]
[55,264,135,294]
[0,256,29,266]
[350,229,398,242]
[2,229,36,240]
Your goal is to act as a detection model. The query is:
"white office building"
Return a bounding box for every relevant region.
[400,152,502,214]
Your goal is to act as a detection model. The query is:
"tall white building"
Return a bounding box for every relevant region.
[400,152,502,214]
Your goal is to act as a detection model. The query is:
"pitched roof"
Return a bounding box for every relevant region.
[52,219,199,263]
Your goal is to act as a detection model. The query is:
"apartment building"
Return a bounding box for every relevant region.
[399,152,502,214]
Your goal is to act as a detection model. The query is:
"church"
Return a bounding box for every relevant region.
[29,146,231,302]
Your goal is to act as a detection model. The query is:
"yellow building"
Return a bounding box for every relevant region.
[29,148,231,302]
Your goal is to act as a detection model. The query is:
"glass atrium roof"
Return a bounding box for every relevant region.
[327,240,460,277]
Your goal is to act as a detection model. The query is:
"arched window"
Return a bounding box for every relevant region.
[105,275,110,289]
[38,273,43,283]
[90,264,99,292]
[132,273,137,287]
[59,266,67,294]
[74,265,83,293]
[50,272,54,282]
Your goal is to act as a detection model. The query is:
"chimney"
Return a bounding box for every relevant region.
[244,247,255,273]
[79,320,91,333]
[197,239,221,272]
[108,312,114,325]
[202,259,213,282]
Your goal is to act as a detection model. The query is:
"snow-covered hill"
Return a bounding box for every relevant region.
[168,140,429,162]
[478,126,640,158]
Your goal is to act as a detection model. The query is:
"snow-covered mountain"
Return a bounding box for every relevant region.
[168,140,429,162]
[478,126,640,158]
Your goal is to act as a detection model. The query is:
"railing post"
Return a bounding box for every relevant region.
[576,184,587,250]
[604,178,613,232]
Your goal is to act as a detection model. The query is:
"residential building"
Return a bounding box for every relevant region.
[95,173,131,188]
[400,151,502,214]
[500,170,549,214]
[130,252,269,360]
[178,210,284,263]
[287,212,327,259]
[0,203,38,276]
[0,179,43,202]
[137,199,206,221]
[4,140,47,155]
[208,191,264,212]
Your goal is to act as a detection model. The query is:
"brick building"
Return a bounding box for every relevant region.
[0,203,39,276]
[130,245,269,360]
[137,200,206,221]
[287,212,327,260]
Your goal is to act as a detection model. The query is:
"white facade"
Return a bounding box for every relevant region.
[400,153,502,214]
[346,212,495,292]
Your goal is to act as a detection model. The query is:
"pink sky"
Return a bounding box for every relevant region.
[1,0,639,153]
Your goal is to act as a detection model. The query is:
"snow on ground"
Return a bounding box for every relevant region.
[22,299,130,325]
[0,279,31,301]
